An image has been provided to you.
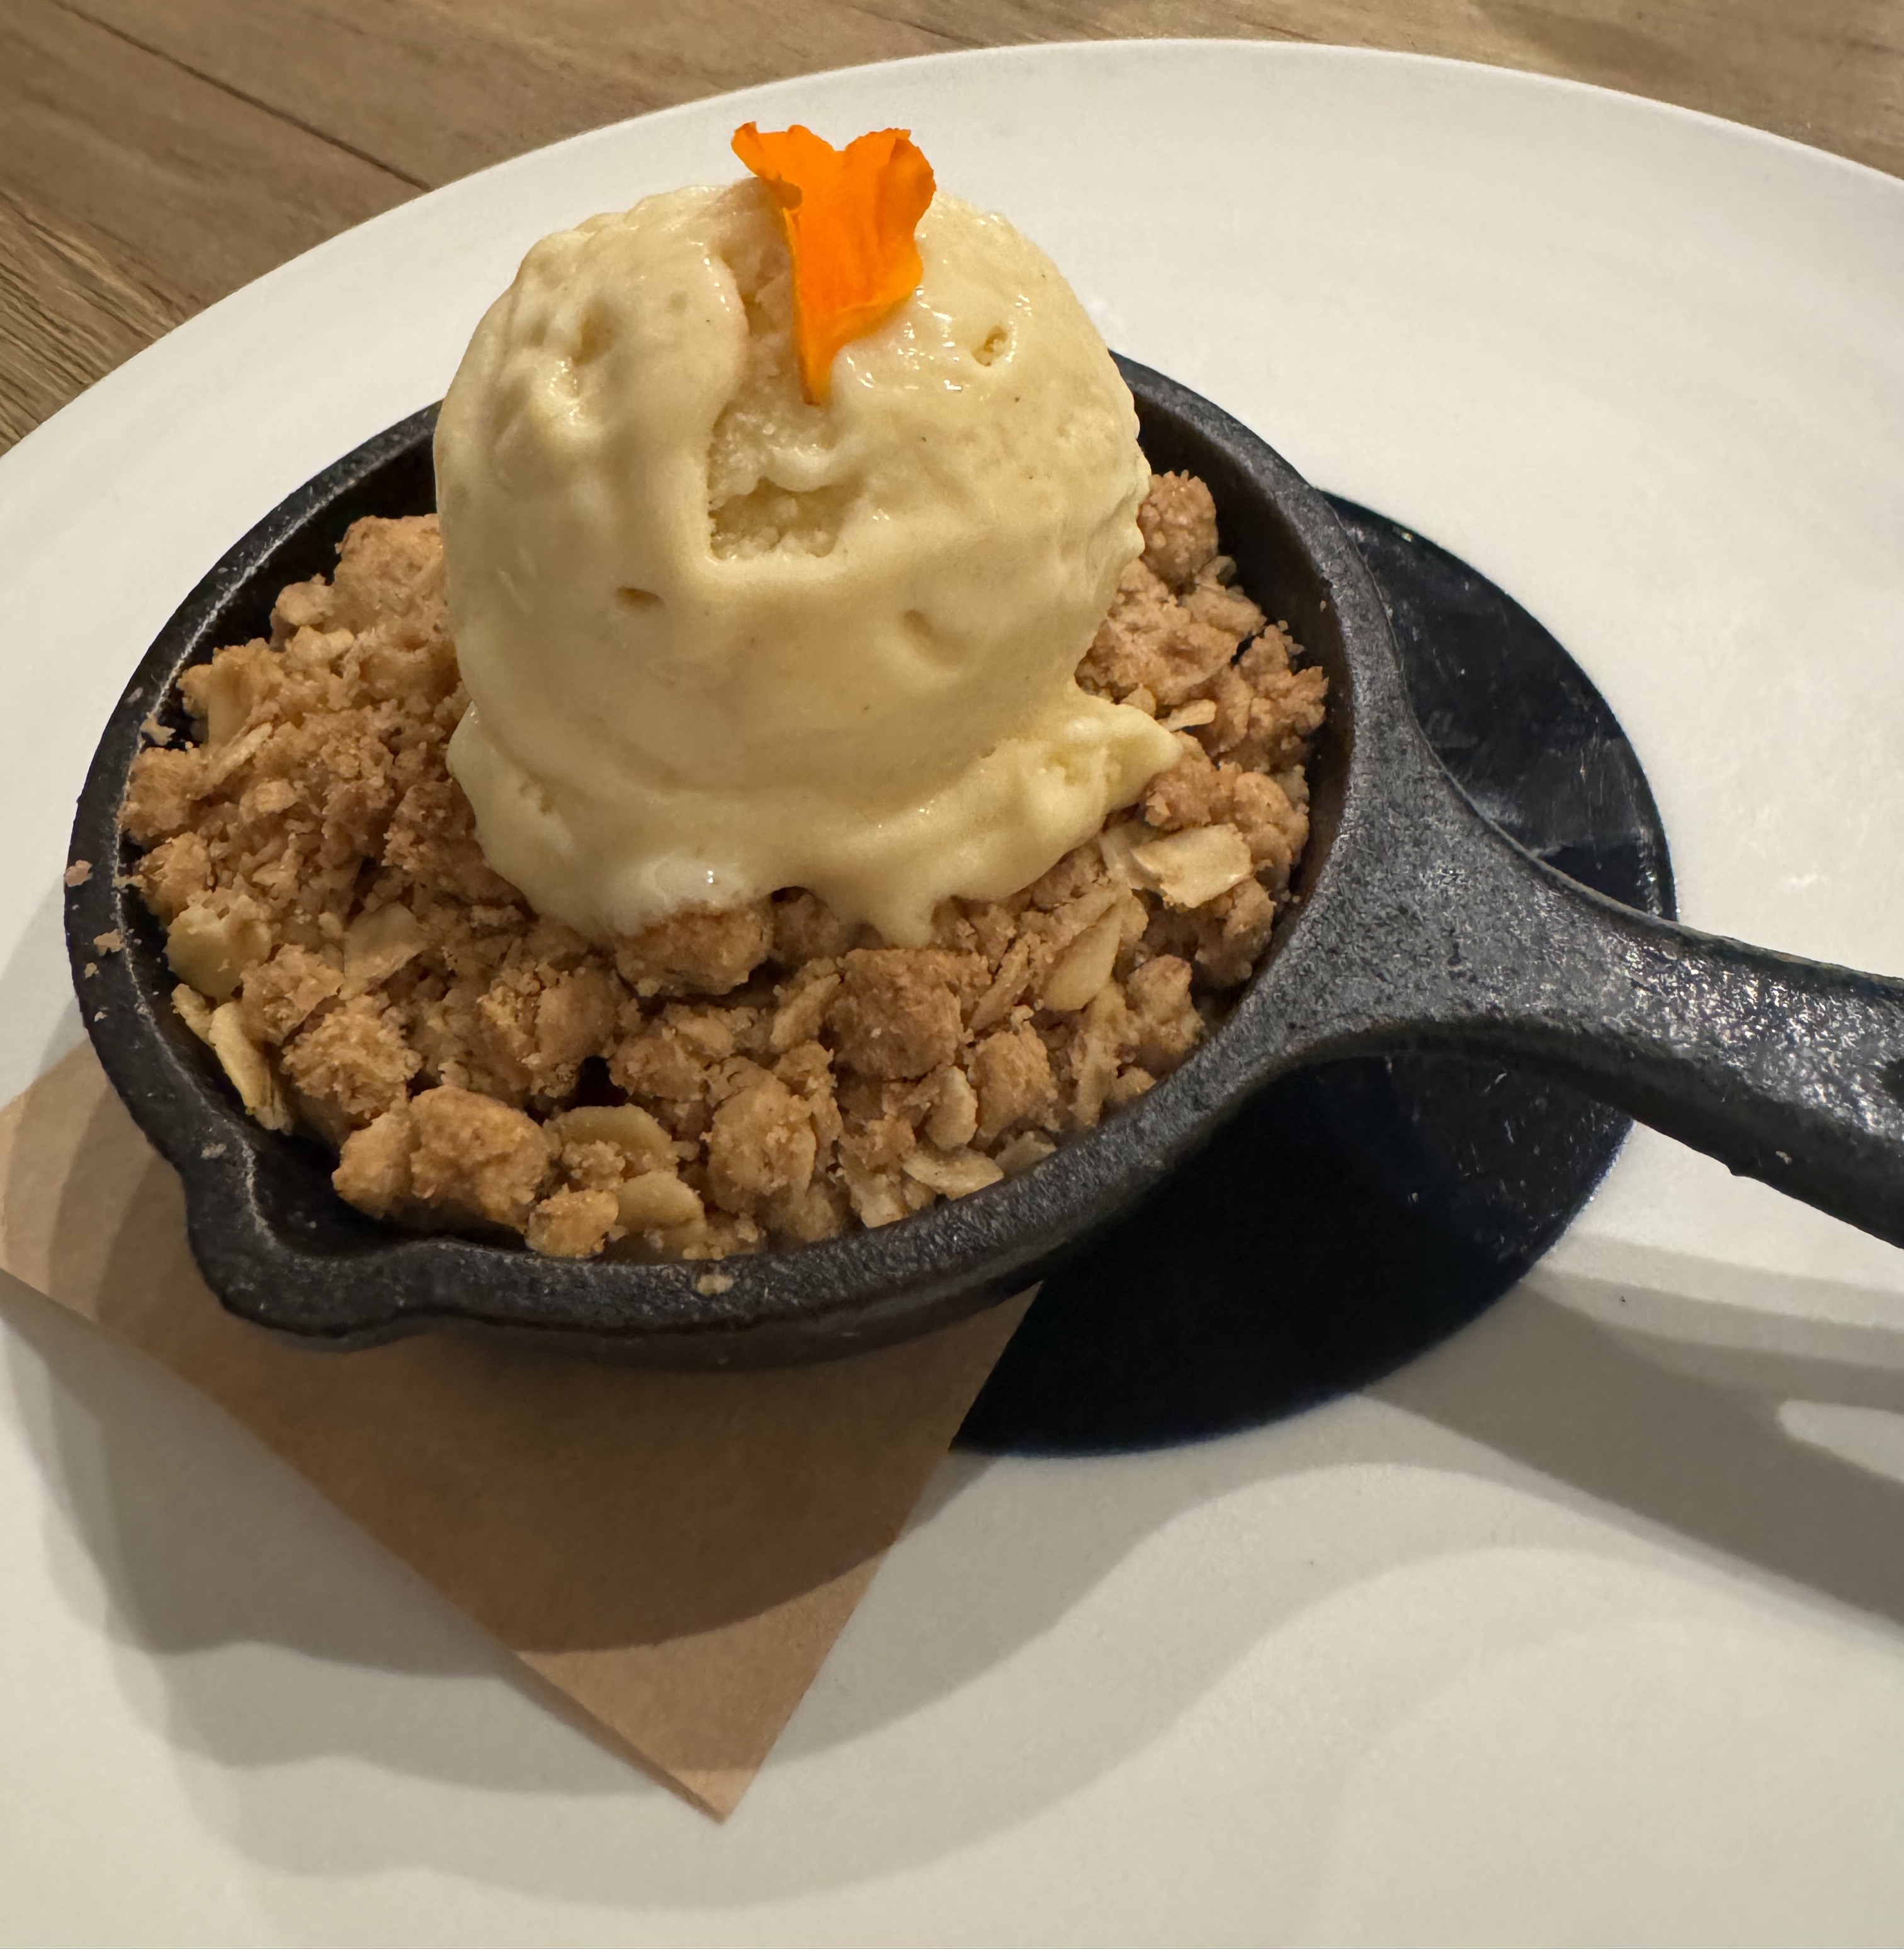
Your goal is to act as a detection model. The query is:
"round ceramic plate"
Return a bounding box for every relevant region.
[2,41,1903,1945]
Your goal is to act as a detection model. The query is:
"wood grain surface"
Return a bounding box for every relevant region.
[3,0,1900,451]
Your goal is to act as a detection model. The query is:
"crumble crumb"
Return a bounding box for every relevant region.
[121,478,1326,1259]
[526,1186,622,1259]
[64,860,93,888]
[93,930,124,955]
[1136,470,1221,591]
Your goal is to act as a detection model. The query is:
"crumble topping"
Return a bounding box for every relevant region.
[121,472,1327,1261]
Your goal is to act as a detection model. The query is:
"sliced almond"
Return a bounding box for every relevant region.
[166,894,272,999]
[769,968,841,1052]
[924,1065,979,1150]
[1113,887,1150,947]
[207,1002,293,1132]
[838,1156,911,1228]
[615,1170,704,1232]
[1040,910,1123,1012]
[994,1131,1057,1177]
[901,1148,1005,1199]
[201,719,272,789]
[1097,821,1159,892]
[198,646,274,745]
[549,1103,676,1173]
[1131,824,1254,909]
[171,983,217,1045]
[1050,881,1123,943]
[343,901,425,993]
[969,935,1034,1034]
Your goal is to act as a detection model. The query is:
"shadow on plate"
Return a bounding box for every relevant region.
[11,1261,1904,1907]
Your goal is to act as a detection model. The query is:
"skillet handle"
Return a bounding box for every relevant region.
[1285,775,1904,1249]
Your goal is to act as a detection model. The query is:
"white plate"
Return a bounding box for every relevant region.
[3,40,1903,1946]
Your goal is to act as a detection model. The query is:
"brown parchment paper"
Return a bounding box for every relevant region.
[0,1043,1028,1818]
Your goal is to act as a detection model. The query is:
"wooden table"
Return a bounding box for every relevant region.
[3,0,1900,453]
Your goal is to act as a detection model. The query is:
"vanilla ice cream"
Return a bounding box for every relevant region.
[434,178,1179,946]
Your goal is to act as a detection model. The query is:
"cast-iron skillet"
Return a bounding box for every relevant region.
[64,359,1904,1363]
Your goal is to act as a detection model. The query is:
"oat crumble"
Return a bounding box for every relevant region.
[120,472,1327,1261]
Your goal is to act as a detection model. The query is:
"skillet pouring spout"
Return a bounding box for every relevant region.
[1261,707,1904,1249]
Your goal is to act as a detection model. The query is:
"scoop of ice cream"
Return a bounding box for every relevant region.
[434,178,1179,946]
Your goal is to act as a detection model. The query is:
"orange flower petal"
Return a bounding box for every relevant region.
[732,122,937,403]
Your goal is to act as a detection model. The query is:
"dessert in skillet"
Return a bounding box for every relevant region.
[120,127,1328,1261]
